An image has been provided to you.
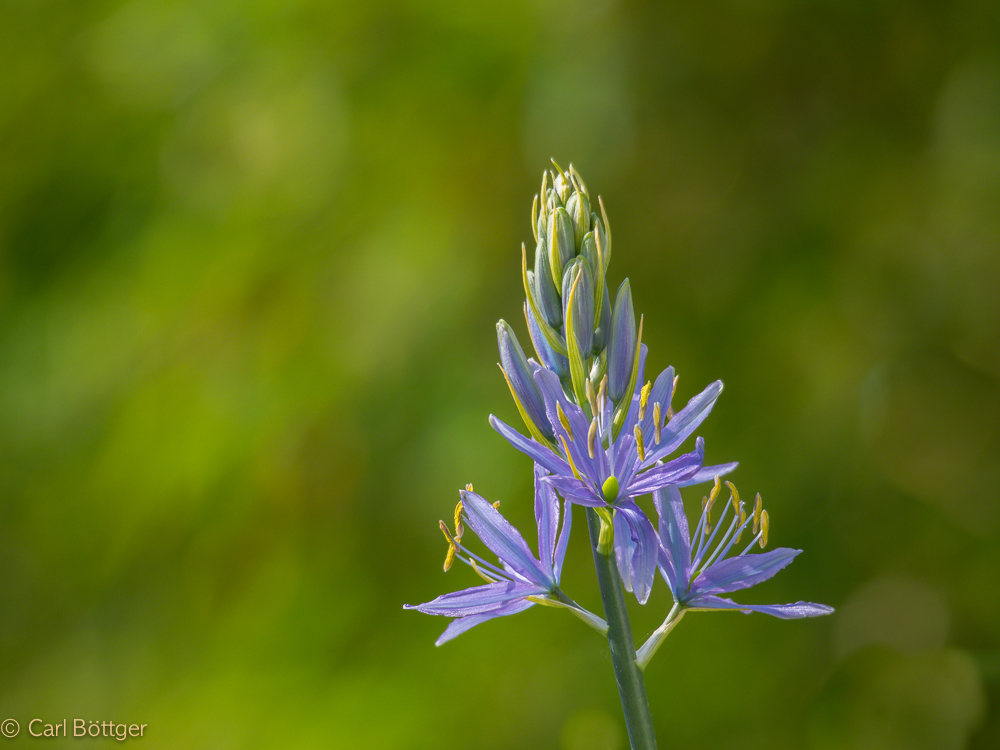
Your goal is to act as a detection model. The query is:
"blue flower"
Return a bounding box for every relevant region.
[635,480,833,668]
[490,345,736,603]
[405,465,605,645]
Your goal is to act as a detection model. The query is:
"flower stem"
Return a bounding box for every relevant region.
[586,508,658,750]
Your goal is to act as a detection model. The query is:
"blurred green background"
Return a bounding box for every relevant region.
[2,0,999,748]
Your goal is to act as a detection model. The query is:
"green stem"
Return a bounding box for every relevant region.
[586,509,658,750]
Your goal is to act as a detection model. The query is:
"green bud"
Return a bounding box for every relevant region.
[553,171,572,204]
[592,278,612,352]
[533,239,562,329]
[566,191,591,250]
[602,475,620,504]
[561,257,594,360]
[547,207,575,290]
[592,212,610,271]
[579,231,599,278]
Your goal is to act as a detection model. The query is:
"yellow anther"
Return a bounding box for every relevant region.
[597,375,608,409]
[493,500,501,510]
[639,381,652,421]
[586,378,599,417]
[465,483,474,492]
[734,508,747,543]
[443,544,456,572]
[633,424,646,462]
[588,418,598,459]
[470,559,496,583]
[560,436,582,480]
[454,501,464,532]
[753,493,763,534]
[726,482,740,514]
[666,375,679,420]
[759,510,769,548]
[708,476,721,508]
[557,402,574,441]
[653,403,662,444]
[439,519,456,545]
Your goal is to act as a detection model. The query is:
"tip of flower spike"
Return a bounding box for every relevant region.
[602,475,619,504]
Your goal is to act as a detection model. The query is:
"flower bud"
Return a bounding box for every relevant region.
[553,171,572,204]
[547,207,575,289]
[526,305,569,380]
[592,211,610,271]
[566,191,591,251]
[607,279,636,404]
[561,257,595,360]
[497,320,554,441]
[592,278,612,352]
[532,240,562,328]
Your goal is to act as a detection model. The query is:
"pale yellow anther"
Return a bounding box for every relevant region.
[639,381,652,421]
[586,378,599,417]
[454,501,464,531]
[734,508,747,543]
[653,403,662,445]
[439,519,456,545]
[708,476,721,508]
[726,481,740,514]
[759,510,769,548]
[557,402,574,442]
[560,436,582,480]
[465,483,474,492]
[597,375,608,409]
[753,493,763,534]
[666,375,679,420]
[470,559,496,583]
[633,424,646,462]
[493,500,501,510]
[443,544,456,572]
[588,419,598,459]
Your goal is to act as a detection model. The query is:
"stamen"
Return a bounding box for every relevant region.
[597,375,608,413]
[639,381,652,421]
[557,402,574,441]
[653,403,662,444]
[701,497,713,535]
[726,482,740,514]
[444,544,456,572]
[708,476,721,509]
[439,519,456,546]
[588,419,598,459]
[753,493,762,534]
[454,501,464,542]
[560,436,583,480]
[586,378,598,417]
[470,559,497,583]
[634,424,646,462]
[759,510,769,548]
[465,483,474,492]
[733,508,747,543]
[493,500,501,510]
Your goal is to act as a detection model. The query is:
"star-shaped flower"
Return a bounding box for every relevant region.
[490,346,736,603]
[405,465,605,645]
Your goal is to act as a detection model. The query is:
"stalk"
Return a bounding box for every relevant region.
[586,509,658,749]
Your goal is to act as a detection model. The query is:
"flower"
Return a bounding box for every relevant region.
[490,345,737,603]
[654,479,833,617]
[405,464,605,645]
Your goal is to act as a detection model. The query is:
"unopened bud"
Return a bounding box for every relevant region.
[607,279,637,404]
[525,305,569,380]
[533,240,562,328]
[561,258,595,360]
[497,320,554,441]
[566,190,591,250]
[548,207,575,287]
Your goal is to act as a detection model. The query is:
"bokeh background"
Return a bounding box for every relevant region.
[2,0,999,748]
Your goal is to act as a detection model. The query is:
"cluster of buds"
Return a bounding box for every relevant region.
[499,163,641,452]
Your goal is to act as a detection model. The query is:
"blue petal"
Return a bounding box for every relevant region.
[406,580,541,617]
[642,381,723,467]
[498,320,554,441]
[692,547,801,596]
[527,305,569,380]
[607,280,637,403]
[677,461,738,487]
[533,463,558,580]
[625,442,704,496]
[684,595,834,619]
[615,502,659,605]
[554,498,572,580]
[489,415,571,476]
[640,366,675,444]
[542,474,605,506]
[461,490,553,586]
[534,368,599,482]
[435,598,537,645]
[653,484,692,594]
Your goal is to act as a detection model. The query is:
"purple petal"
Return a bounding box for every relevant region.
[461,490,553,586]
[642,381,723,467]
[615,502,659,605]
[625,441,704,496]
[533,368,599,481]
[434,598,537,645]
[405,580,541,617]
[685,595,834,619]
[692,547,801,596]
[653,484,691,594]
[554,498,572,579]
[542,474,605,506]
[640,366,675,444]
[677,461,738,487]
[489,415,571,476]
[533,463,558,580]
